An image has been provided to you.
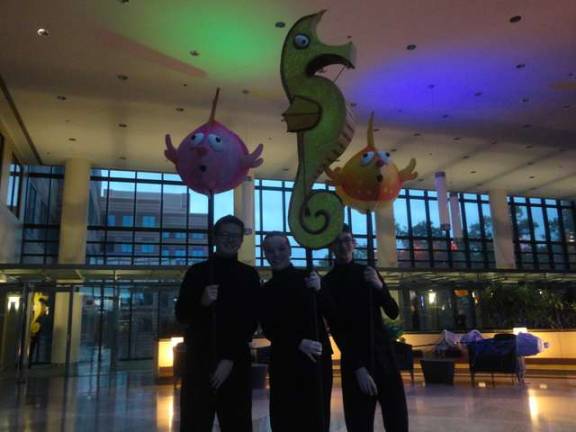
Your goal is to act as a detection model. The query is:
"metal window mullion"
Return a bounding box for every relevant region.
[556,202,570,269]
[423,193,434,268]
[509,199,523,269]
[159,182,164,266]
[131,179,137,264]
[541,201,555,269]
[476,194,489,269]
[405,194,415,267]
[526,202,538,269]
[103,175,111,263]
[459,195,471,268]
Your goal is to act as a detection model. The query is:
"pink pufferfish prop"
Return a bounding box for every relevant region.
[164,88,264,195]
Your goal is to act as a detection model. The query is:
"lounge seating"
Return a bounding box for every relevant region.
[466,333,521,386]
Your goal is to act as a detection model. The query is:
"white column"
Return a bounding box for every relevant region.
[489,189,516,269]
[234,177,256,266]
[375,203,398,268]
[52,159,90,364]
[58,159,91,264]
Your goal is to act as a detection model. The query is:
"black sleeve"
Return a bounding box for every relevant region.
[217,267,260,361]
[375,276,399,320]
[175,265,209,326]
[318,278,364,371]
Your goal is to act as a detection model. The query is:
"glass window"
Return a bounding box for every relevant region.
[6,154,23,217]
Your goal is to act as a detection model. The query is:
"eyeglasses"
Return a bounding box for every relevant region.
[217,232,243,241]
[334,237,354,245]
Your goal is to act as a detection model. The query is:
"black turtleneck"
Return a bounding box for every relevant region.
[175,254,260,362]
[321,260,399,372]
[259,265,331,357]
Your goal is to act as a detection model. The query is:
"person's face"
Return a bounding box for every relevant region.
[331,232,356,263]
[263,236,292,270]
[214,223,243,257]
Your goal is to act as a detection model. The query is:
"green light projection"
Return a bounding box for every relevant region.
[91,0,290,82]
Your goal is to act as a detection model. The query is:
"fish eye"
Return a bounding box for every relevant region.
[190,133,204,145]
[360,151,375,166]
[378,151,392,163]
[208,134,224,151]
[293,34,310,49]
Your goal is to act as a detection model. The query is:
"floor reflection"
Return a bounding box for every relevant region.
[0,372,575,431]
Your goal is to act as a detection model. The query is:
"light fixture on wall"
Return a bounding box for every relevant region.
[7,295,20,311]
[434,172,450,231]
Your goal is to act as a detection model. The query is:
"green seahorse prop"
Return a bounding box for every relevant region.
[281,11,356,249]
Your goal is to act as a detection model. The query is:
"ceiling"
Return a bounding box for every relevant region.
[0,0,575,199]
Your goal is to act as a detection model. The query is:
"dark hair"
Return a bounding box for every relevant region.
[214,215,245,235]
[342,223,353,236]
[263,231,291,247]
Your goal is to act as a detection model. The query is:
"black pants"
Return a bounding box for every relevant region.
[341,362,408,432]
[180,355,252,432]
[269,352,332,432]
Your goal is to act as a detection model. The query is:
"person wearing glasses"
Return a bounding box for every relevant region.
[259,232,332,432]
[175,215,260,432]
[321,224,408,432]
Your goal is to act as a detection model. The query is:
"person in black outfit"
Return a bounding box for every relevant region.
[321,225,408,432]
[259,232,332,432]
[175,215,260,432]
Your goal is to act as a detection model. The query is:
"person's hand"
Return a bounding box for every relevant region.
[363,267,383,290]
[299,339,323,362]
[304,271,321,292]
[355,367,378,396]
[211,359,234,390]
[201,284,219,307]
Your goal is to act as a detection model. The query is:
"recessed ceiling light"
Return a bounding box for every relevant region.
[529,176,535,179]
[119,156,127,160]
[275,21,286,28]
[57,96,67,101]
[406,44,417,50]
[397,109,403,113]
[176,107,184,112]
[428,84,436,89]
[268,137,272,141]
[516,63,526,69]
[428,152,433,156]
[373,128,380,132]
[522,98,530,103]
[282,168,289,171]
[242,89,250,95]
[462,155,470,159]
[509,15,522,23]
[68,138,76,142]
[347,35,352,39]
[36,28,49,37]
[442,114,449,118]
[118,0,130,3]
[189,50,200,56]
[564,105,571,109]
[117,74,128,81]
[118,123,127,128]
[525,144,533,149]
[527,162,534,165]
[418,178,424,182]
[523,124,532,128]
[470,171,477,174]
[350,102,357,107]
[453,137,461,141]
[183,83,188,87]
[474,91,483,96]
[414,133,421,137]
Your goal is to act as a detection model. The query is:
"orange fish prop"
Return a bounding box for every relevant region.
[325,113,417,213]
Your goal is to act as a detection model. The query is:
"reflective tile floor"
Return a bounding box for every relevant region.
[1,372,575,431]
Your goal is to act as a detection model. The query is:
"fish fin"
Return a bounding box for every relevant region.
[324,166,341,183]
[399,158,418,181]
[245,143,264,168]
[164,134,177,163]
